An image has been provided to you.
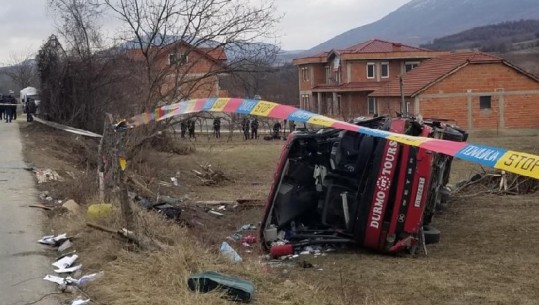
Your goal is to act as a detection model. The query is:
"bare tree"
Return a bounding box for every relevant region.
[1,52,38,90]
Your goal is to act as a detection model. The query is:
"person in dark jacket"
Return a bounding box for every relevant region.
[0,95,5,120]
[250,118,259,139]
[25,98,37,122]
[242,117,250,140]
[187,119,196,139]
[213,117,221,138]
[180,121,187,138]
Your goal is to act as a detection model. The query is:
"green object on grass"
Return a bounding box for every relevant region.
[187,271,255,303]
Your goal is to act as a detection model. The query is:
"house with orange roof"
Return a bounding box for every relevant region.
[126,40,228,100]
[371,52,539,129]
[292,39,448,119]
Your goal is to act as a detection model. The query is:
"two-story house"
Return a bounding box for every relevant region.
[127,40,228,100]
[293,39,448,119]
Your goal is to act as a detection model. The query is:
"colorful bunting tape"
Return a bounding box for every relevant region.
[126,98,539,180]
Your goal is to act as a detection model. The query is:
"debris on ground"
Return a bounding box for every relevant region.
[58,240,73,252]
[131,193,183,220]
[70,298,91,305]
[187,271,255,303]
[455,169,539,196]
[34,168,63,183]
[29,204,53,210]
[52,254,79,269]
[62,199,81,213]
[38,233,69,246]
[87,203,113,219]
[192,162,230,185]
[220,241,242,263]
[55,264,82,274]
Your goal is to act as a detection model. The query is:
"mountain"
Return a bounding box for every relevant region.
[420,19,539,52]
[306,0,539,54]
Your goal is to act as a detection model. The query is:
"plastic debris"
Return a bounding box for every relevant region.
[220,241,242,263]
[58,240,72,252]
[208,210,224,217]
[38,233,68,246]
[241,234,257,245]
[44,272,104,287]
[71,298,91,305]
[54,264,82,274]
[34,169,63,183]
[188,271,255,303]
[240,224,257,231]
[52,254,78,269]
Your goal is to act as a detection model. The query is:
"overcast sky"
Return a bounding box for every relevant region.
[0,0,410,65]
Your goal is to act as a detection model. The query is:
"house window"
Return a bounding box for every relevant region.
[368,97,377,114]
[367,63,375,79]
[381,62,389,78]
[169,53,188,65]
[325,66,331,84]
[480,96,492,109]
[301,67,310,82]
[405,61,419,72]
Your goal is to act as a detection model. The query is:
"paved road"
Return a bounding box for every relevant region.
[0,119,58,305]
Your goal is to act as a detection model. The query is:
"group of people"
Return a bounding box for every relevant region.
[241,117,259,140]
[0,95,18,123]
[180,119,197,139]
[178,116,298,140]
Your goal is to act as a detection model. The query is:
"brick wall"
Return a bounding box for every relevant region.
[418,62,539,129]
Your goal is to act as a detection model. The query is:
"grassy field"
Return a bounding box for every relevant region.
[20,122,539,305]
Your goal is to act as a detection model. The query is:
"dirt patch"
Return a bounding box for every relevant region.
[21,122,539,304]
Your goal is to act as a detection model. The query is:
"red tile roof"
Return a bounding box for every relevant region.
[370,52,503,97]
[339,39,430,54]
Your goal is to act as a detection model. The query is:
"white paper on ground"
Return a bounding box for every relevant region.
[43,274,66,285]
[38,233,68,246]
[54,264,82,273]
[71,299,91,305]
[52,254,78,269]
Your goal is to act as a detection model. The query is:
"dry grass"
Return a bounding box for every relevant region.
[22,122,539,305]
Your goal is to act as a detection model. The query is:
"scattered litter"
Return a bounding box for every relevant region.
[58,240,72,252]
[62,200,80,213]
[54,264,82,274]
[241,234,257,245]
[270,244,293,258]
[75,271,104,286]
[29,204,53,210]
[188,271,254,303]
[87,203,113,219]
[70,298,91,305]
[240,224,257,231]
[44,274,66,285]
[192,162,230,185]
[208,210,224,217]
[217,205,226,211]
[52,254,78,269]
[170,177,179,186]
[38,233,68,246]
[220,241,242,263]
[34,169,63,183]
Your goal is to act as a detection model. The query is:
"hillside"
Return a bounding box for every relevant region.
[306,0,539,54]
[420,20,539,52]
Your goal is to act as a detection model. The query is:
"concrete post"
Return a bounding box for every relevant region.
[317,92,322,114]
[499,93,505,129]
[467,90,473,130]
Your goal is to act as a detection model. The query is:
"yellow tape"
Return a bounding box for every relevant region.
[211,98,229,112]
[308,115,336,127]
[495,151,539,179]
[387,134,431,147]
[250,101,277,116]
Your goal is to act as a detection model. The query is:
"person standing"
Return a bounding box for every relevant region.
[25,98,37,122]
[188,119,196,139]
[7,95,17,121]
[272,121,281,139]
[213,117,221,138]
[250,117,259,139]
[0,95,5,121]
[289,120,296,133]
[242,117,250,140]
[4,100,13,123]
[180,121,187,139]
